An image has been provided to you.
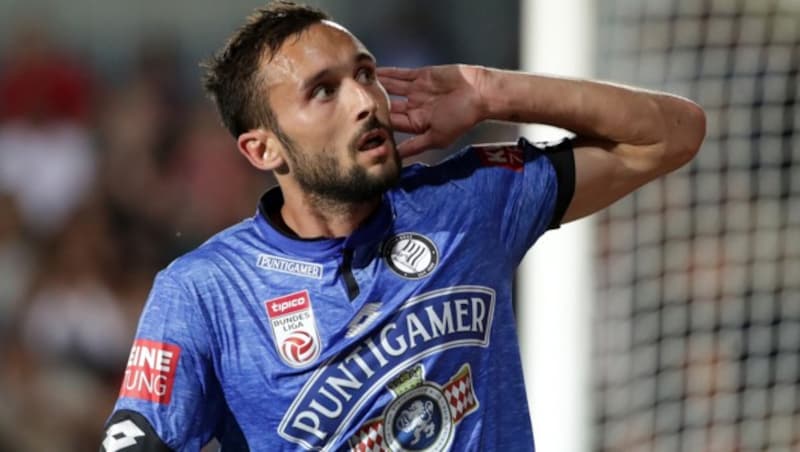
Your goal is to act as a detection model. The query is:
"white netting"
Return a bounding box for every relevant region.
[594,0,800,450]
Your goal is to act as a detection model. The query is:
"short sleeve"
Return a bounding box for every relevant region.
[101,271,224,452]
[422,137,575,264]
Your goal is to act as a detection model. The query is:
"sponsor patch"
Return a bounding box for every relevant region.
[257,254,323,279]
[382,233,439,279]
[266,290,321,367]
[348,364,479,452]
[278,285,495,449]
[120,339,181,404]
[474,144,524,171]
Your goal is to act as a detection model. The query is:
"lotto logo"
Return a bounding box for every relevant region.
[475,145,524,171]
[119,339,181,404]
[102,420,145,452]
[267,291,310,318]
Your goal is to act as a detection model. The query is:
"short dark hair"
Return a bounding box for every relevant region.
[202,1,329,137]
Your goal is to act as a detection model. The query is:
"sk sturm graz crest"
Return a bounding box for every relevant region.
[382,233,439,279]
[265,290,321,367]
[348,364,479,452]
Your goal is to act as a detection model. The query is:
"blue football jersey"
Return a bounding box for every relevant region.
[102,137,575,452]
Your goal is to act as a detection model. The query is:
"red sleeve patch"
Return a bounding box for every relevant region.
[120,339,181,404]
[474,145,525,171]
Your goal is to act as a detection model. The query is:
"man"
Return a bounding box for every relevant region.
[101,2,705,451]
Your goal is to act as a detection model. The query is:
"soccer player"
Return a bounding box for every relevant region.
[100,2,705,451]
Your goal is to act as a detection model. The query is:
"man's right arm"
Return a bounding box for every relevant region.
[475,68,705,223]
[100,271,223,452]
[379,64,705,224]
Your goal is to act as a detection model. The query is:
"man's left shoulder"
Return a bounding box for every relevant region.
[165,218,260,284]
[395,138,549,189]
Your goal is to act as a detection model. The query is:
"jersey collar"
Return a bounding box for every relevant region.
[254,187,395,262]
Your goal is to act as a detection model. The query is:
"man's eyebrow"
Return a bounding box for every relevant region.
[301,52,377,91]
[355,51,376,64]
[302,69,333,91]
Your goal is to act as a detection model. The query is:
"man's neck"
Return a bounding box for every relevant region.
[278,189,381,239]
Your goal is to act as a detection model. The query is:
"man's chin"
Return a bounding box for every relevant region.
[365,158,401,188]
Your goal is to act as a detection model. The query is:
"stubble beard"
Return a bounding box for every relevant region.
[276,120,401,212]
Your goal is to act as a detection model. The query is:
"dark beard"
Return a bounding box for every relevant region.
[276,118,401,206]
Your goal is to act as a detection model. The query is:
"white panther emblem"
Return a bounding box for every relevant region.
[395,400,436,446]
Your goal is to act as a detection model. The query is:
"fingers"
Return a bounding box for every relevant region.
[389,113,416,133]
[397,133,436,158]
[390,99,408,114]
[378,75,411,96]
[388,100,422,133]
[376,66,419,81]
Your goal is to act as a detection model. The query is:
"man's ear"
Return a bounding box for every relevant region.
[237,129,285,171]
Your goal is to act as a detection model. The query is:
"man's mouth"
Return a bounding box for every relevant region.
[357,128,389,151]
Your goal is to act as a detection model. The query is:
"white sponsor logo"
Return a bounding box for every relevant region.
[103,420,145,452]
[257,254,323,279]
[268,294,308,315]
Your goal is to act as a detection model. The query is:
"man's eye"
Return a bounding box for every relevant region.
[312,84,335,100]
[356,67,375,84]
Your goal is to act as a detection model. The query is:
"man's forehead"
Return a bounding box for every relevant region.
[264,21,373,86]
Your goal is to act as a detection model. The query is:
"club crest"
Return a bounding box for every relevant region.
[265,290,321,367]
[382,233,439,279]
[348,364,479,452]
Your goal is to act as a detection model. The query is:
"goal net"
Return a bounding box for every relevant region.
[593,0,800,450]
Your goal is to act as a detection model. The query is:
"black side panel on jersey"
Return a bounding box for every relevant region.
[541,140,576,229]
[100,410,172,452]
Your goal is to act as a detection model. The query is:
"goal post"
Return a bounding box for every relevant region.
[517,1,595,452]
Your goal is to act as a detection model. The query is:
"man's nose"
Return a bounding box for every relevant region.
[350,80,377,122]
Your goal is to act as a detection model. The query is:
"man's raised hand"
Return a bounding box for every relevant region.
[377,65,487,158]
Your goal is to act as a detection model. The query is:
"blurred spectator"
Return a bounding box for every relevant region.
[96,70,178,269]
[20,199,131,374]
[0,22,96,237]
[0,193,36,337]
[163,103,265,244]
[0,332,119,451]
[1,199,126,452]
[0,21,91,123]
[95,34,190,270]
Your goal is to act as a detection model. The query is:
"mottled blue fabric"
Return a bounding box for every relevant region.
[110,138,570,451]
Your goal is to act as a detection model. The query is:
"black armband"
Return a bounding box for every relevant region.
[542,140,576,229]
[100,410,172,452]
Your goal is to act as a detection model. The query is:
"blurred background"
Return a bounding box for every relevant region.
[0,0,796,451]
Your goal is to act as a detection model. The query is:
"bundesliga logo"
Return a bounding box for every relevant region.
[282,330,317,366]
[265,290,321,367]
